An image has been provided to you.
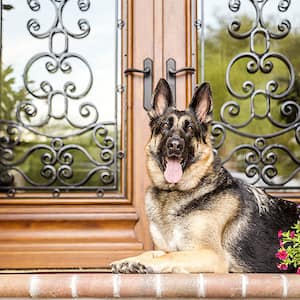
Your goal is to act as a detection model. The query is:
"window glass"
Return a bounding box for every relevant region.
[0,0,124,197]
[197,0,300,188]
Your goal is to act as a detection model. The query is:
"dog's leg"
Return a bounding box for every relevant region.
[111,249,228,273]
[152,250,229,273]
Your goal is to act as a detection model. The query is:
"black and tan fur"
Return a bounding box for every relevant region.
[111,79,299,273]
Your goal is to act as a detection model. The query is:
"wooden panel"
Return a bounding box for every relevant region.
[271,192,300,203]
[0,251,142,269]
[130,0,154,250]
[0,204,145,268]
[164,0,186,109]
[153,0,164,81]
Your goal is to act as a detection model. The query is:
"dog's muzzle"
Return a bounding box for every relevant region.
[164,135,185,184]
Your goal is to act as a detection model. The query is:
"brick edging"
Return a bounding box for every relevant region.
[0,273,299,298]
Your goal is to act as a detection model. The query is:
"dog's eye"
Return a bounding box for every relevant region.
[183,120,194,134]
[162,122,169,130]
[186,125,194,134]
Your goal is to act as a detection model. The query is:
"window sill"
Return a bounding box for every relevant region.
[0,272,299,299]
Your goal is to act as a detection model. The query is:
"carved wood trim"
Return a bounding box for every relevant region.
[0,205,143,268]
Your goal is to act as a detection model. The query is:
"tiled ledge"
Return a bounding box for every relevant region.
[0,273,299,299]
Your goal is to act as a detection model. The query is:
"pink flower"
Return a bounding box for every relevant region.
[279,240,284,247]
[297,267,300,275]
[276,250,288,260]
[277,263,288,271]
[290,231,295,238]
[278,230,283,238]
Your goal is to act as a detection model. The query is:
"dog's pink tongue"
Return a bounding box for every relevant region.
[164,159,183,184]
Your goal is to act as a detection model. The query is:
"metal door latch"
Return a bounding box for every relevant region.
[124,58,153,111]
[166,58,195,104]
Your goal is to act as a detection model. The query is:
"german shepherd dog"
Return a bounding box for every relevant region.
[111,79,299,273]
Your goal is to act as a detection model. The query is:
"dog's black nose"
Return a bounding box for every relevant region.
[168,139,182,151]
[167,137,184,156]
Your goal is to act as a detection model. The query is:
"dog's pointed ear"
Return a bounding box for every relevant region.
[189,82,213,123]
[149,78,173,118]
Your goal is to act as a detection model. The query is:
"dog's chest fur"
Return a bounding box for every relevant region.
[145,187,237,253]
[146,197,184,251]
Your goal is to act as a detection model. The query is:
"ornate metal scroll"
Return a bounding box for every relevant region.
[212,0,300,188]
[0,0,124,198]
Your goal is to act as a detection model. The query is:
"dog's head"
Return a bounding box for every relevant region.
[146,79,214,191]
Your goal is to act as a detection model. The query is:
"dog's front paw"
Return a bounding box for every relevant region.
[111,261,152,274]
[110,251,166,273]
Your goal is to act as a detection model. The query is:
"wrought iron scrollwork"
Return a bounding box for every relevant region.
[0,1,123,197]
[213,0,300,187]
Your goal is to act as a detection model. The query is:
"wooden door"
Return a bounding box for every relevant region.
[1,0,298,270]
[0,0,195,268]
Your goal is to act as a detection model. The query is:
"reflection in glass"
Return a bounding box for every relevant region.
[197,0,300,188]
